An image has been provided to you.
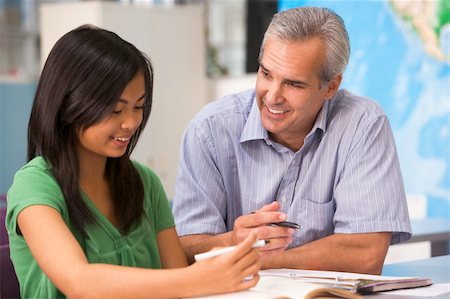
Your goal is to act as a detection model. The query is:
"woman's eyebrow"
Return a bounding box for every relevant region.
[118,94,145,103]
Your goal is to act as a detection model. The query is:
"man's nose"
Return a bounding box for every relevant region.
[265,82,284,104]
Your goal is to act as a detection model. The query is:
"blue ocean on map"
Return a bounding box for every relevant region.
[280,0,450,217]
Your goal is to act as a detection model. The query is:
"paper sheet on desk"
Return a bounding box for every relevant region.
[260,269,418,281]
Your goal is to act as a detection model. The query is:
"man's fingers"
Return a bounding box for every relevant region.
[259,235,292,251]
[235,211,287,229]
[256,225,294,239]
[257,201,280,212]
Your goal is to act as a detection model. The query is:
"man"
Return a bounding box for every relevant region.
[172,6,411,274]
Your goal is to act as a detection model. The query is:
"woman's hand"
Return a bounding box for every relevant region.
[185,232,261,297]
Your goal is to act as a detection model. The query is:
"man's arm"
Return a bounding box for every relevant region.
[180,202,295,264]
[262,232,391,275]
[180,233,231,264]
[181,227,390,274]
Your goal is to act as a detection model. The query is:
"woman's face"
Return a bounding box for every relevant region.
[77,72,146,162]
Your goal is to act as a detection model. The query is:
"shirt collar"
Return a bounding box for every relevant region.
[240,95,332,144]
[310,99,330,135]
[240,98,268,143]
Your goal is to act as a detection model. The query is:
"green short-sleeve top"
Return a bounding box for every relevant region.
[6,157,175,299]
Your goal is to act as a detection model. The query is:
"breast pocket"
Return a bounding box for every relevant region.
[288,198,336,247]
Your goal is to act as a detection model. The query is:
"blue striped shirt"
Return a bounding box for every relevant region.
[172,89,411,247]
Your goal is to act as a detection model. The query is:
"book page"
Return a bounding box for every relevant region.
[254,276,362,299]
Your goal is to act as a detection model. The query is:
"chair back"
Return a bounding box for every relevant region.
[0,194,7,245]
[1,244,20,299]
[0,194,20,299]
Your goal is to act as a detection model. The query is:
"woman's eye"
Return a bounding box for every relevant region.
[112,110,121,114]
[135,106,144,110]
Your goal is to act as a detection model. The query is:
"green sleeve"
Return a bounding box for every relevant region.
[6,157,67,299]
[6,158,68,238]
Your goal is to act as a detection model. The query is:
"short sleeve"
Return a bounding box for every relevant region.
[6,158,68,238]
[132,161,175,233]
[333,114,411,244]
[172,122,228,236]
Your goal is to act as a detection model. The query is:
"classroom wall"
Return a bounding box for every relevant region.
[0,82,36,194]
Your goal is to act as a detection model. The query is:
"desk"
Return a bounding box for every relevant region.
[382,255,450,284]
[372,255,450,298]
[408,219,450,256]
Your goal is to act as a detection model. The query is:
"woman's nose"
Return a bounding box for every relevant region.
[121,111,141,130]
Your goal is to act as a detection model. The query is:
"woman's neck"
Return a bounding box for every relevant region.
[78,151,108,190]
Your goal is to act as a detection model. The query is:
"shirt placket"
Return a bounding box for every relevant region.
[277,153,302,214]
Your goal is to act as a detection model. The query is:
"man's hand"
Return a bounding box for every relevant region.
[231,202,295,257]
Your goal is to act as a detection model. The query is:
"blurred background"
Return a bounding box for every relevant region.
[0,0,449,263]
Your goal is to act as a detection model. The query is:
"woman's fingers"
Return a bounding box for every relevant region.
[225,231,258,262]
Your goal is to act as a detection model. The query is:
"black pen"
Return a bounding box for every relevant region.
[250,212,301,229]
[270,221,302,229]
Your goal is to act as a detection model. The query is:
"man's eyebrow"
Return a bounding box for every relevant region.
[118,94,145,103]
[259,62,269,72]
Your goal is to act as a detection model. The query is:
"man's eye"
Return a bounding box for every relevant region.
[260,70,270,78]
[287,82,301,88]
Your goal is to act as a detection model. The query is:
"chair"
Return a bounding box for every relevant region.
[0,194,20,299]
[1,194,8,246]
[1,244,20,299]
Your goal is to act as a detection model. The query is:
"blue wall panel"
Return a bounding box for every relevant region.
[0,82,37,194]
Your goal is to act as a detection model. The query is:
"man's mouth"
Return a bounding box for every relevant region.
[267,106,289,114]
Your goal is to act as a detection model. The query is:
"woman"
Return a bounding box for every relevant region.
[6,25,260,299]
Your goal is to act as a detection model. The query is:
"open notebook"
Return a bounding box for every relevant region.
[193,269,432,299]
[260,268,432,294]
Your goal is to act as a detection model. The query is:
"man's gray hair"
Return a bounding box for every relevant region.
[259,7,350,84]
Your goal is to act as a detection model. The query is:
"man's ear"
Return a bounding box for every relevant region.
[324,74,342,100]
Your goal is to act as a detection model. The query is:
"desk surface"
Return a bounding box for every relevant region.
[382,255,450,284]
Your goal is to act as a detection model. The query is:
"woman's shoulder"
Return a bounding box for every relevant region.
[131,160,170,213]
[130,160,164,192]
[10,157,56,189]
[20,156,52,171]
[131,160,158,180]
[7,156,67,222]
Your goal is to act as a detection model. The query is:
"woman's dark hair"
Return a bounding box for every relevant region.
[28,24,153,235]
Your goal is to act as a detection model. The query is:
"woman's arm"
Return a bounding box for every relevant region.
[18,205,260,299]
[157,227,188,268]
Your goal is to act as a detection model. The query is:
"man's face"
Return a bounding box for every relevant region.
[255,37,340,151]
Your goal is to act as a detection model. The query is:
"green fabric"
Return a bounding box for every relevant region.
[6,157,175,299]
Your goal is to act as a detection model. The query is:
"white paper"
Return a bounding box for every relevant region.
[260,268,416,281]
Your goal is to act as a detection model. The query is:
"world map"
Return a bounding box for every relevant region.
[279,0,450,217]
